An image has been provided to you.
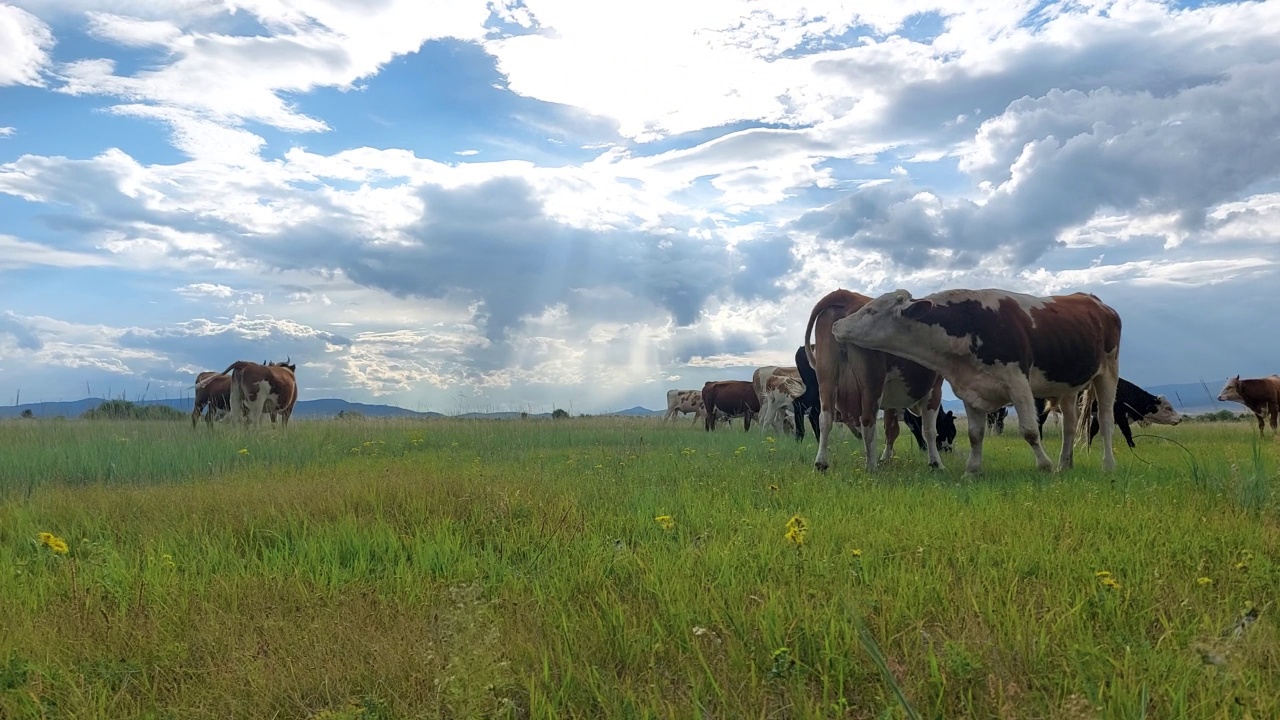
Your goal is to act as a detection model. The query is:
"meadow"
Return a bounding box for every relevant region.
[0,414,1276,720]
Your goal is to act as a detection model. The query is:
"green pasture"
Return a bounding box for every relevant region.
[1,415,1277,719]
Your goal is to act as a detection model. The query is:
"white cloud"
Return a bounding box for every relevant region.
[0,126,14,137]
[0,3,54,86]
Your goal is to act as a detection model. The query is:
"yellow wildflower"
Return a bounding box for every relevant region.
[237,448,249,455]
[765,436,776,444]
[1100,576,1121,590]
[655,515,675,531]
[1095,570,1112,578]
[785,514,809,546]
[767,484,779,492]
[1196,577,1213,586]
[37,532,69,555]
[850,548,863,557]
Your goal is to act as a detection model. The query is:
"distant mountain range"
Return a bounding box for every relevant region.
[0,381,1240,420]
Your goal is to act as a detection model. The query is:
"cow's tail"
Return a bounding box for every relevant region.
[195,362,241,390]
[1075,385,1095,449]
[229,366,246,425]
[803,296,840,367]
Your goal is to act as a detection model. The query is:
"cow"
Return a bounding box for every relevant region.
[1217,375,1280,434]
[791,345,821,442]
[191,371,233,428]
[664,389,706,423]
[831,288,1122,475]
[752,366,800,416]
[1084,377,1181,448]
[903,409,958,453]
[759,374,806,435]
[199,359,299,426]
[986,407,1008,434]
[805,289,947,472]
[702,380,760,432]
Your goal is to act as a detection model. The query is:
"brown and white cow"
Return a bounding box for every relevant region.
[199,359,298,427]
[1217,374,1280,434]
[191,370,233,428]
[664,389,706,423]
[753,365,802,433]
[759,374,805,435]
[702,380,760,432]
[805,289,946,472]
[832,288,1122,474]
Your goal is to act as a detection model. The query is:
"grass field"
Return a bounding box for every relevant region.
[1,415,1277,719]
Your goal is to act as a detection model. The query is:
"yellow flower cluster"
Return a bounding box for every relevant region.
[37,532,69,555]
[1196,576,1213,586]
[655,515,675,531]
[1095,570,1120,589]
[785,514,808,546]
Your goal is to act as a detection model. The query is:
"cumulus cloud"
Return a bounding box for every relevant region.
[0,311,42,350]
[0,4,53,87]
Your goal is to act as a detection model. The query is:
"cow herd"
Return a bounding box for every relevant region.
[668,286,1275,475]
[190,359,298,428]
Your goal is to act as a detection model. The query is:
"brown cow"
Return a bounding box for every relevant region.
[199,359,298,427]
[702,380,760,432]
[832,288,1121,474]
[805,289,946,472]
[1218,375,1280,434]
[191,370,232,428]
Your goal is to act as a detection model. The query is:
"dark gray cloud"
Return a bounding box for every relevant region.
[0,311,42,350]
[796,61,1280,268]
[117,317,351,378]
[233,176,795,346]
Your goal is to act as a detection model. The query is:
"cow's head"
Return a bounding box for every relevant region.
[1218,376,1243,403]
[831,289,927,352]
[1144,396,1181,426]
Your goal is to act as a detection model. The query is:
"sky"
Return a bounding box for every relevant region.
[1,0,1278,415]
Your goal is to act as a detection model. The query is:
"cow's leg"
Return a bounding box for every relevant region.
[1118,417,1135,448]
[743,408,754,432]
[879,410,898,464]
[919,403,944,470]
[792,400,805,441]
[1091,368,1119,471]
[962,401,988,475]
[191,400,204,429]
[1269,402,1279,433]
[859,393,879,473]
[1010,388,1054,472]
[807,405,820,441]
[814,395,838,472]
[1056,393,1079,471]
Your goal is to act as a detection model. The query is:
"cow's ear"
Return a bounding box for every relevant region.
[945,411,954,418]
[903,300,933,320]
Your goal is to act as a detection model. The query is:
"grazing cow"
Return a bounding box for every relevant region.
[791,345,821,442]
[903,409,958,453]
[832,288,1122,474]
[986,407,1008,434]
[1217,375,1280,434]
[1085,377,1181,448]
[200,359,299,426]
[191,371,233,428]
[759,374,805,435]
[664,389,706,423]
[805,289,946,472]
[702,380,760,432]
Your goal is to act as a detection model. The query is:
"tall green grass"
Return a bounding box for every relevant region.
[1,417,1276,718]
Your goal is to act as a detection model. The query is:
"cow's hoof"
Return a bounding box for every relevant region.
[814,462,829,472]
[928,461,944,470]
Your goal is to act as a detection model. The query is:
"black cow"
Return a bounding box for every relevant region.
[1087,377,1181,448]
[792,345,821,442]
[904,409,958,453]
